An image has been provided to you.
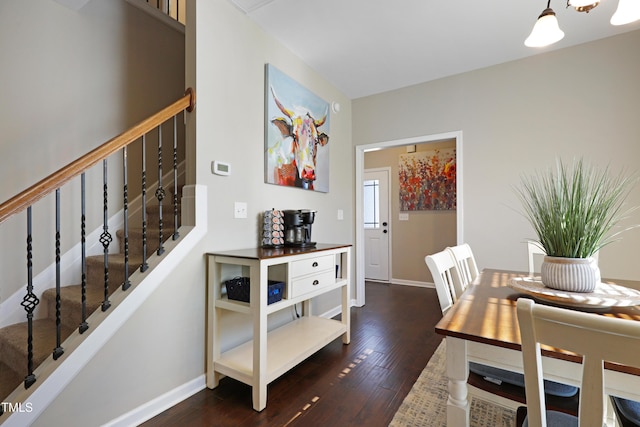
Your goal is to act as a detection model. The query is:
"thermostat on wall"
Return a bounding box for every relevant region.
[212,160,231,176]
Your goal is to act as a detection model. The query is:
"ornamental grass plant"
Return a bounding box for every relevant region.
[516,158,638,259]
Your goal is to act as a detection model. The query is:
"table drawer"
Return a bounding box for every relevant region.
[290,270,336,298]
[290,255,334,278]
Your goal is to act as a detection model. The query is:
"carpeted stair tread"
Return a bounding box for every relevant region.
[0,318,74,379]
[0,361,22,403]
[116,227,178,258]
[85,254,144,293]
[145,202,181,219]
[42,284,110,331]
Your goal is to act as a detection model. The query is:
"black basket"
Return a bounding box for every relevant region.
[225,277,284,305]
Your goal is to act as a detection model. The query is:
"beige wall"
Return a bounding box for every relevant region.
[0,0,185,303]
[192,1,354,293]
[354,30,640,281]
[365,140,456,283]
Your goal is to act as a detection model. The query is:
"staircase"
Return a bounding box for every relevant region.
[0,194,181,406]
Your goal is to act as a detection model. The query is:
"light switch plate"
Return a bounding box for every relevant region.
[234,202,247,218]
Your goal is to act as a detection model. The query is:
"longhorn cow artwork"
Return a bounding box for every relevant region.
[265,64,330,192]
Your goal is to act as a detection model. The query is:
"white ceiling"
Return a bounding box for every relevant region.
[229,0,640,99]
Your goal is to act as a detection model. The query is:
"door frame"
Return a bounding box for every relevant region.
[364,167,392,282]
[354,131,464,307]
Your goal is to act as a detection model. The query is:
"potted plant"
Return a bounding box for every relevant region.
[516,158,638,292]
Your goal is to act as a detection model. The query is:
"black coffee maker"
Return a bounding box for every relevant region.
[283,210,316,247]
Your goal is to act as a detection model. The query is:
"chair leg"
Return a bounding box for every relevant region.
[606,396,618,427]
[516,406,528,427]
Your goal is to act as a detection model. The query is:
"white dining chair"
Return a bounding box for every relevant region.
[446,243,479,298]
[516,298,640,427]
[426,250,579,414]
[425,249,577,411]
[424,250,458,313]
[527,241,546,275]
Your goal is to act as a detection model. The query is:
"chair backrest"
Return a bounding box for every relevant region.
[516,298,640,427]
[447,243,479,297]
[527,241,546,274]
[425,250,462,314]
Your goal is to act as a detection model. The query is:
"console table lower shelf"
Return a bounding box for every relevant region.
[215,316,346,386]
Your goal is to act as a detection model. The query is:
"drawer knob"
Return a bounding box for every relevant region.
[313,280,320,286]
[312,262,319,267]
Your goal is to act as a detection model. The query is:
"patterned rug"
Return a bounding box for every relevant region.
[389,340,516,427]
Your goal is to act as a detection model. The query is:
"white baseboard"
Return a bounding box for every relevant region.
[320,305,343,320]
[389,279,433,288]
[371,279,435,288]
[103,375,206,427]
[364,278,433,288]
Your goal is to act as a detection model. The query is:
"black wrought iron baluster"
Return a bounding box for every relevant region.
[156,125,165,255]
[53,189,64,360]
[172,115,179,240]
[140,134,149,272]
[122,147,131,291]
[22,207,39,389]
[100,159,112,311]
[79,173,88,333]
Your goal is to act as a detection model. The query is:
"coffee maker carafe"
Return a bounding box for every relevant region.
[283,210,316,247]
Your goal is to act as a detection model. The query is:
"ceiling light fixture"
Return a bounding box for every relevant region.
[568,0,600,13]
[525,1,565,47]
[525,0,640,48]
[611,0,640,25]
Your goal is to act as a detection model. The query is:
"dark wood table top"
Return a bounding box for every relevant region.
[435,268,640,374]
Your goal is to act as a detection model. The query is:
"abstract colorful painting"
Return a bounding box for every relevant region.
[265,64,330,192]
[399,148,456,210]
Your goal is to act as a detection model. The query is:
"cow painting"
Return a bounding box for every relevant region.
[265,65,330,192]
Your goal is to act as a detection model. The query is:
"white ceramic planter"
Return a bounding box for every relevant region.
[540,256,601,293]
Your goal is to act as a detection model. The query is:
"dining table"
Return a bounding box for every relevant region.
[435,268,640,426]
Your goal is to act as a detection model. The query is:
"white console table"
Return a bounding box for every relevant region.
[206,243,351,411]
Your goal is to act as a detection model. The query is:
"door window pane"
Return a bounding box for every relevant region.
[364,179,379,229]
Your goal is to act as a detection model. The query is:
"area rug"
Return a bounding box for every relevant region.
[389,340,516,427]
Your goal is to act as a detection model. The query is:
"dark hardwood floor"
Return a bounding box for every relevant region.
[142,282,443,427]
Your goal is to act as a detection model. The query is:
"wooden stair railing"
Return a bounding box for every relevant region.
[0,88,194,224]
[0,88,195,413]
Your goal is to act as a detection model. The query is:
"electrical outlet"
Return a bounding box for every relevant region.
[234,202,247,219]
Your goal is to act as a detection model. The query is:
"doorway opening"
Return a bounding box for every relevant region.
[354,131,464,307]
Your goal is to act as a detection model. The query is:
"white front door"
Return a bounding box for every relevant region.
[364,168,390,281]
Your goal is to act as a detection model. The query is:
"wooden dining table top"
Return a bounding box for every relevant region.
[435,268,640,375]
